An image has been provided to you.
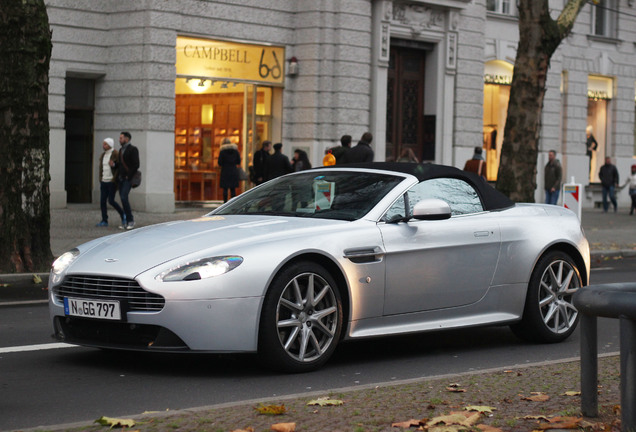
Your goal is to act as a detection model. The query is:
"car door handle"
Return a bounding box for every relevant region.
[473,231,491,237]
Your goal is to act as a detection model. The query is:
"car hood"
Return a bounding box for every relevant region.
[65,215,346,277]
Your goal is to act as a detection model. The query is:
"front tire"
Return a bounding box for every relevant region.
[511,251,582,343]
[259,261,343,373]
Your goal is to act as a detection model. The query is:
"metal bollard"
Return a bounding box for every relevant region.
[579,314,598,417]
[621,316,636,430]
[573,283,636,432]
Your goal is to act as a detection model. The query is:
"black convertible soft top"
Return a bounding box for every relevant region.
[321,162,515,211]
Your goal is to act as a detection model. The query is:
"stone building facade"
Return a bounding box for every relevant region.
[45,0,636,212]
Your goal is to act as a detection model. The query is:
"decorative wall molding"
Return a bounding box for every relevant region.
[392,3,445,35]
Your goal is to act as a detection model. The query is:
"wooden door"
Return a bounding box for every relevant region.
[386,46,432,162]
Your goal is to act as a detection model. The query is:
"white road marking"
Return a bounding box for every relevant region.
[0,343,73,354]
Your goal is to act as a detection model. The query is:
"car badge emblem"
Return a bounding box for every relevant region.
[104,258,119,263]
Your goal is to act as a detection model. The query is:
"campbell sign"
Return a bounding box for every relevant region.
[176,36,285,85]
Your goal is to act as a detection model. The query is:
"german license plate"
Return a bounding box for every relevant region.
[64,297,122,320]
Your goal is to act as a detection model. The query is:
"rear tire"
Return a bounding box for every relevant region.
[259,261,343,373]
[510,251,582,343]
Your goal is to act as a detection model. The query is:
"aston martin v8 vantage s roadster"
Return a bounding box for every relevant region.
[49,163,590,372]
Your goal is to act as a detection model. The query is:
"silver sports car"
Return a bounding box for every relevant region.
[49,163,590,372]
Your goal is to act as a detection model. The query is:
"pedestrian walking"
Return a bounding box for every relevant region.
[623,164,636,215]
[116,131,140,229]
[96,137,125,227]
[599,156,619,213]
[544,150,562,205]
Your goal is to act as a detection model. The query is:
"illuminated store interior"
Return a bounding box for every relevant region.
[174,37,284,201]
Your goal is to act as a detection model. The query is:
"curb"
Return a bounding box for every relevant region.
[0,273,49,303]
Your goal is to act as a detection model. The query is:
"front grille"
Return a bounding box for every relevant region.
[53,275,165,312]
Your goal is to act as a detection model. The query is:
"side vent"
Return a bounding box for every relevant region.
[343,247,384,264]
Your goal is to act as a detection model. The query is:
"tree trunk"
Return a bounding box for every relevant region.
[495,0,587,202]
[0,0,53,272]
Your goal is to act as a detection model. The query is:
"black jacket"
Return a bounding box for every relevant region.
[599,163,619,188]
[118,143,140,181]
[265,151,292,180]
[342,141,374,163]
[252,148,270,183]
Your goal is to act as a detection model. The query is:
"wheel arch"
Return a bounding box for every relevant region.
[536,242,589,286]
[258,252,351,343]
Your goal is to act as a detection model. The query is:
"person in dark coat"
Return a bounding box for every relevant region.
[252,140,271,185]
[265,142,292,180]
[599,156,619,213]
[342,132,374,163]
[218,138,241,202]
[329,135,351,165]
[116,131,140,230]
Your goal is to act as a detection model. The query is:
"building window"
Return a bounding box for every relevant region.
[483,60,513,181]
[486,0,515,15]
[587,76,613,183]
[591,0,617,38]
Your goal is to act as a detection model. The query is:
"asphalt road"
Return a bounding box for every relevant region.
[1,257,634,431]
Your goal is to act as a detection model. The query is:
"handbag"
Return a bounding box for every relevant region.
[131,170,142,188]
[238,167,249,181]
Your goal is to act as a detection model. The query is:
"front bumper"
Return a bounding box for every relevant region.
[49,293,262,353]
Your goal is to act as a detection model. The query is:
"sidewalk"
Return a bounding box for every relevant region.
[0,204,634,303]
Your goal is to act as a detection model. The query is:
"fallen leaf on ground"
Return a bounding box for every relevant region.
[521,392,550,402]
[562,391,581,396]
[447,387,466,392]
[254,404,287,415]
[536,416,582,430]
[33,274,42,284]
[427,411,482,428]
[270,422,295,432]
[464,406,496,414]
[427,413,469,427]
[306,397,344,406]
[94,416,135,428]
[521,415,550,421]
[231,428,254,432]
[392,418,423,428]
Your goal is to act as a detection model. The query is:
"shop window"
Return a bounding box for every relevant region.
[174,81,275,201]
[587,76,613,183]
[591,0,617,38]
[486,0,516,16]
[483,60,513,181]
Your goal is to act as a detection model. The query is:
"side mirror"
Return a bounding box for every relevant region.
[412,198,451,221]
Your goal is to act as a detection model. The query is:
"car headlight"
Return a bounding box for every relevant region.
[156,256,243,282]
[50,249,80,284]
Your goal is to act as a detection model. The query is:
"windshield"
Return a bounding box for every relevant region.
[212,170,404,221]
